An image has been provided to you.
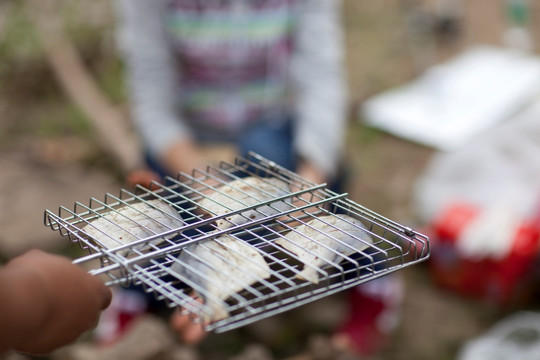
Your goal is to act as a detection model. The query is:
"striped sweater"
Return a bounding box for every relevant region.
[116,0,346,177]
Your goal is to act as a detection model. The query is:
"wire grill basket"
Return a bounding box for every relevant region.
[44,152,429,332]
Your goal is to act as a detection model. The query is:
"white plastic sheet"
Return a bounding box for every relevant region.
[459,312,540,360]
[360,45,540,150]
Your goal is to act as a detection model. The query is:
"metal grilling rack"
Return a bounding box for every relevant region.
[44,152,430,332]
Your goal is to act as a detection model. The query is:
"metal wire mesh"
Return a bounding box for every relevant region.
[44,152,429,332]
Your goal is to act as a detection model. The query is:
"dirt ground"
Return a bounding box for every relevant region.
[0,125,508,360]
[1,1,539,359]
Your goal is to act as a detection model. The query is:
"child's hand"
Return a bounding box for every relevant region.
[127,169,163,189]
[169,303,207,345]
[1,250,112,354]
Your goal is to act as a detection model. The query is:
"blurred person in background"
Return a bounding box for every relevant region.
[0,250,112,355]
[107,0,402,356]
[118,0,346,188]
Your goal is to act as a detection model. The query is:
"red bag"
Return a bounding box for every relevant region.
[429,202,540,306]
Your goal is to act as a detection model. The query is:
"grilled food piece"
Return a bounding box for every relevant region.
[275,215,372,284]
[82,199,184,253]
[198,176,292,229]
[170,233,271,322]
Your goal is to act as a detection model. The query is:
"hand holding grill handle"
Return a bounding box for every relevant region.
[296,159,328,186]
[169,301,207,345]
[0,249,112,355]
[126,169,163,189]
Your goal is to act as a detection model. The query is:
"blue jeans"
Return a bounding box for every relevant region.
[146,116,345,194]
[145,115,297,179]
[236,117,296,172]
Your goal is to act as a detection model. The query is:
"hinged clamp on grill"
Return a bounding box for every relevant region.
[44,152,430,332]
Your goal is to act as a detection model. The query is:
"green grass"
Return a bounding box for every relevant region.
[0,1,42,75]
[35,102,94,138]
[0,0,125,144]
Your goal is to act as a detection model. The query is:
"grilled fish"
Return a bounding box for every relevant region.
[170,233,271,322]
[198,176,292,229]
[82,199,184,253]
[275,215,372,284]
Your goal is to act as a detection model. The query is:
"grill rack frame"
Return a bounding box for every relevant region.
[44,152,430,332]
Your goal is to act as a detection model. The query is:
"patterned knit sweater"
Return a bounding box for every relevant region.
[116,0,346,177]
